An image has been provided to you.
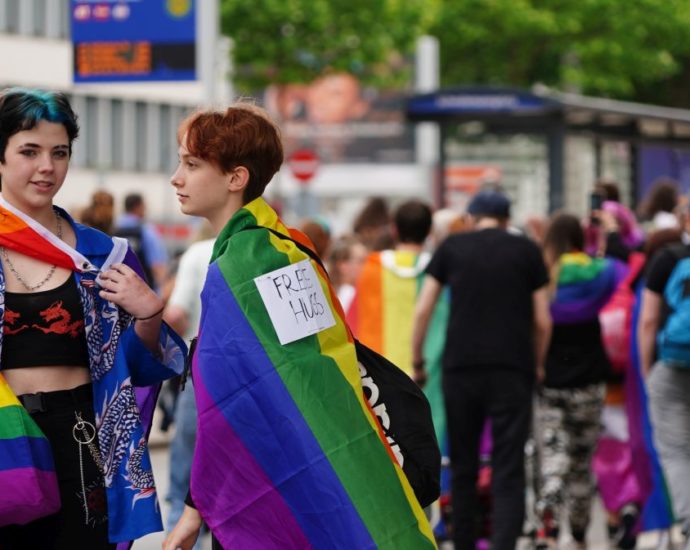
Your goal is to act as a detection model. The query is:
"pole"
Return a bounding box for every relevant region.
[415,36,441,207]
[198,0,219,106]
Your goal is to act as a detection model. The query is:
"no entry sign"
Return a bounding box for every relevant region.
[288,149,319,184]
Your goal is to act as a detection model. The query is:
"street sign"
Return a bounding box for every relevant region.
[288,149,320,184]
[71,0,196,83]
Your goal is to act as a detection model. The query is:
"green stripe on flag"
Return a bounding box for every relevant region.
[217,223,434,549]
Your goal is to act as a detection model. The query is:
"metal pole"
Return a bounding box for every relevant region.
[548,122,565,212]
[415,36,441,205]
[198,0,219,106]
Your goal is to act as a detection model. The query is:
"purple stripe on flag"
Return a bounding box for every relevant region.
[192,267,374,548]
[191,369,313,550]
[0,467,59,526]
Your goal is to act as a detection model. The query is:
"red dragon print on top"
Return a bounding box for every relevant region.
[3,308,29,335]
[32,300,84,337]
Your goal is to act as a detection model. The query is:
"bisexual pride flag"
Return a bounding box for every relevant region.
[190,198,436,549]
[0,374,60,525]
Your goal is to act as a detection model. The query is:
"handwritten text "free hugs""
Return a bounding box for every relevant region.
[254,259,336,345]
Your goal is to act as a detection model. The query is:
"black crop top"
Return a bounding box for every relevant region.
[1,276,90,369]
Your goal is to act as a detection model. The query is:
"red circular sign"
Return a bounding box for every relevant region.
[288,149,319,184]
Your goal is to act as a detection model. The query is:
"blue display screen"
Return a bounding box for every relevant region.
[72,0,196,82]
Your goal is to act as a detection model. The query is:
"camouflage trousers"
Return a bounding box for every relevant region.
[535,383,605,534]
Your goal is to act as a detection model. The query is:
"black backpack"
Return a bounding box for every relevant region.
[239,225,441,507]
[355,340,441,507]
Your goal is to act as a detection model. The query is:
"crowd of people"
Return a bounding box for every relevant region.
[1,85,689,550]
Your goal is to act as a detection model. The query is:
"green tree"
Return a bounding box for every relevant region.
[431,0,690,106]
[221,0,439,92]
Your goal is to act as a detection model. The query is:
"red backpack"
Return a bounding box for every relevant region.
[599,252,646,374]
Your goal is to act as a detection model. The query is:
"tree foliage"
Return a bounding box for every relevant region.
[431,0,690,104]
[221,0,439,92]
[221,0,690,107]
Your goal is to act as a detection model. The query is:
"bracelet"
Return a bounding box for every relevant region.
[136,306,165,321]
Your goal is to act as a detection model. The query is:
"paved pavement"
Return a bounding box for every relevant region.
[133,418,212,550]
[134,415,683,549]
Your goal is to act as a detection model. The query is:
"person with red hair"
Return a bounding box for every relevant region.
[164,103,435,550]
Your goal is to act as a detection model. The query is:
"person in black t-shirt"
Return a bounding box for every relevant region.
[412,190,551,550]
[639,218,690,546]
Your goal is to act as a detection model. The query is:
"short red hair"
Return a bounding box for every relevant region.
[178,103,283,204]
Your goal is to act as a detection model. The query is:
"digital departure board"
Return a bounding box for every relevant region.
[72,1,196,83]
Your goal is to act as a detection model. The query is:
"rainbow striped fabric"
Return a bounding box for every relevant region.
[349,250,431,377]
[0,197,98,273]
[550,252,621,324]
[190,198,436,549]
[0,374,60,525]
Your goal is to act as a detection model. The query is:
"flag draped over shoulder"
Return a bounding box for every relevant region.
[0,374,60,525]
[628,280,674,530]
[550,252,622,324]
[190,198,436,549]
[0,197,97,273]
[349,250,430,377]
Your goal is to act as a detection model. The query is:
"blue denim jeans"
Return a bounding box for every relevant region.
[166,383,201,550]
[648,362,690,537]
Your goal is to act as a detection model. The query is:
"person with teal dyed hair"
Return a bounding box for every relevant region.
[0,88,186,547]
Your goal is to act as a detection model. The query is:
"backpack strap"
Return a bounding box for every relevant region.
[238,224,329,275]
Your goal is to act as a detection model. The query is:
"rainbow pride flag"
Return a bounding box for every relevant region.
[190,198,436,549]
[550,252,622,324]
[0,197,98,272]
[349,250,431,377]
[0,374,60,525]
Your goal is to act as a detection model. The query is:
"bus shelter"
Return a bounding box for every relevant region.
[406,86,690,219]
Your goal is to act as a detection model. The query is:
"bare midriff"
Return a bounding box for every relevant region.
[3,366,91,395]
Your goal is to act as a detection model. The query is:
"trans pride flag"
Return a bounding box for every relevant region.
[0,374,59,525]
[190,198,436,549]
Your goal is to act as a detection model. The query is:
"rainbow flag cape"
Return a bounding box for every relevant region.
[190,198,436,549]
[0,197,98,273]
[550,252,622,324]
[349,250,431,377]
[0,374,60,525]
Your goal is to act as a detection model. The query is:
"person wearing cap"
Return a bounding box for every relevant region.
[412,189,552,550]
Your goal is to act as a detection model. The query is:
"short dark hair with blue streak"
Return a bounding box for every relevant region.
[0,87,79,163]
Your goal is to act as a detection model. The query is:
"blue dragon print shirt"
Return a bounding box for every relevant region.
[0,208,186,544]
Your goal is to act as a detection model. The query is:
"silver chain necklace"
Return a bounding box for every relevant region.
[1,210,63,291]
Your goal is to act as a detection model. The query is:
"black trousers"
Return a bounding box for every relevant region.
[443,367,533,550]
[0,384,114,550]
